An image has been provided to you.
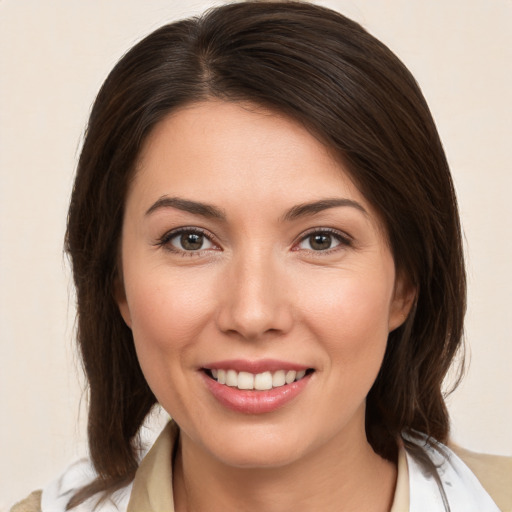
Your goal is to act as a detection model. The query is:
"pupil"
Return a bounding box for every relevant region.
[310,234,331,250]
[181,232,203,250]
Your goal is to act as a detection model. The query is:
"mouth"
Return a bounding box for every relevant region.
[202,367,315,391]
[200,359,315,414]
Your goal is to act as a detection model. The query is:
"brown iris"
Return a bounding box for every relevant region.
[309,233,332,250]
[180,232,204,250]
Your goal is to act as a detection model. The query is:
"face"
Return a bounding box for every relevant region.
[117,100,412,469]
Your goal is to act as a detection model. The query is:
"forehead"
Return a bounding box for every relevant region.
[130,100,379,225]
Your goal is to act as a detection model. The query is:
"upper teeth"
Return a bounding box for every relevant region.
[211,369,307,390]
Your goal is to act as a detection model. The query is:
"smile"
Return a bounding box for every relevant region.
[200,360,315,414]
[205,368,311,390]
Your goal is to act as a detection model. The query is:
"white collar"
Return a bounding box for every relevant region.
[42,429,500,512]
[405,433,500,512]
[41,459,131,512]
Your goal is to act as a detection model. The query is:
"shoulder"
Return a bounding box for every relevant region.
[450,444,512,512]
[9,423,170,512]
[9,491,42,512]
[11,459,131,512]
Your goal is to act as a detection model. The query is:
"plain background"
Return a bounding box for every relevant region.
[1,0,511,509]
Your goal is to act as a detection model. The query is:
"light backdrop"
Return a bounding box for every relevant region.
[1,0,511,508]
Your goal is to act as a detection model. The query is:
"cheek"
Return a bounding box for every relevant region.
[124,265,217,372]
[299,267,394,371]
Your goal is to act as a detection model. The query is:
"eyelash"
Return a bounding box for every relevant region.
[293,228,353,254]
[155,227,353,256]
[156,227,218,257]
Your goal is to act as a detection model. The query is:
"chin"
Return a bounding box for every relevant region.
[216,442,304,469]
[203,422,313,469]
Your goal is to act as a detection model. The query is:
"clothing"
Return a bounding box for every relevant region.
[11,421,512,512]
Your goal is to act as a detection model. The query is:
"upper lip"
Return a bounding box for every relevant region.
[202,359,311,374]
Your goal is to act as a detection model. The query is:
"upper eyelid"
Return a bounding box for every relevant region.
[157,226,218,247]
[160,226,211,238]
[296,227,353,243]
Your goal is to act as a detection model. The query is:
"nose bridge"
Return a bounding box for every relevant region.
[217,243,292,339]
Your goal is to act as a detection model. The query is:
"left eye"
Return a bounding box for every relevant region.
[168,230,214,251]
[297,232,345,251]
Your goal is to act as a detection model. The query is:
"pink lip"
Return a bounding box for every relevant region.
[203,359,310,373]
[200,370,312,415]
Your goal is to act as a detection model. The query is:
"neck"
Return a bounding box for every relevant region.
[173,419,397,512]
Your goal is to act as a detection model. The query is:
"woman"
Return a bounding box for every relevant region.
[11,1,511,511]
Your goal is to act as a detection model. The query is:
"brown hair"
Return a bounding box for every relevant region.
[65,1,465,506]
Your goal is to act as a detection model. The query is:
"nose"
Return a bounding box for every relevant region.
[216,248,293,340]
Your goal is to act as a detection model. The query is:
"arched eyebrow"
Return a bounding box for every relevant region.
[145,196,226,219]
[145,196,367,221]
[281,198,368,222]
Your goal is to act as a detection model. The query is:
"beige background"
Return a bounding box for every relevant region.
[1,0,511,509]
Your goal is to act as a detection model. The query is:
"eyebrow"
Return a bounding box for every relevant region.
[145,196,226,220]
[281,198,368,222]
[145,196,367,221]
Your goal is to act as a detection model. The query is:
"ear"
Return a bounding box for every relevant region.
[388,274,416,332]
[114,275,132,329]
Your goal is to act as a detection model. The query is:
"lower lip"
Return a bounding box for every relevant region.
[201,372,312,414]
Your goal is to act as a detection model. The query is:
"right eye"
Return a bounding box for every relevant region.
[158,228,217,254]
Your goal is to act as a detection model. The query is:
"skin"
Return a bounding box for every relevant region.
[117,100,414,512]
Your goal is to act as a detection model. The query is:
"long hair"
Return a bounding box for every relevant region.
[65,1,465,506]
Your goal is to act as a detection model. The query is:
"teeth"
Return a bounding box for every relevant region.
[238,371,254,390]
[272,370,286,387]
[285,370,297,384]
[208,368,310,390]
[254,371,273,390]
[226,369,238,387]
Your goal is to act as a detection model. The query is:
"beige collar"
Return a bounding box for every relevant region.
[127,421,409,512]
[127,421,178,512]
[391,445,410,512]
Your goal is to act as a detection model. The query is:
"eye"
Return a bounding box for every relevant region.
[158,228,216,253]
[296,230,351,252]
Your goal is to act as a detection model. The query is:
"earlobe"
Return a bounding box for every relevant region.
[388,277,416,332]
[114,277,132,329]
